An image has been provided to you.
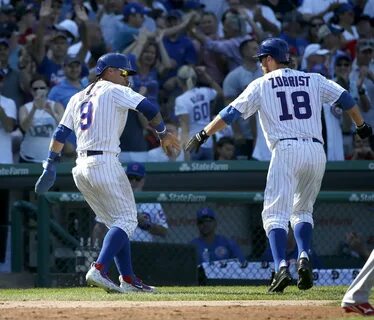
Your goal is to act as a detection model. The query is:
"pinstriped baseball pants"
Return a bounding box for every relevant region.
[72,153,138,237]
[262,139,326,235]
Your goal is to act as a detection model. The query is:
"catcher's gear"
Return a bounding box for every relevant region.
[253,37,290,64]
[185,130,209,153]
[96,53,136,76]
[356,122,373,139]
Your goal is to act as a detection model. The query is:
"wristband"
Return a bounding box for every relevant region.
[156,127,168,139]
[153,121,166,133]
[47,150,60,163]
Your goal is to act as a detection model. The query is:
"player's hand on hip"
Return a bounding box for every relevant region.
[356,122,373,139]
[35,161,56,194]
[160,132,181,157]
[185,130,209,153]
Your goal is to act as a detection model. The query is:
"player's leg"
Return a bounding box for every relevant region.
[291,142,326,290]
[87,157,154,292]
[115,245,156,293]
[72,165,123,293]
[342,250,374,315]
[262,142,297,292]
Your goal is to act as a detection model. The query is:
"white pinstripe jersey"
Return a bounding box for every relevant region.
[230,68,345,150]
[60,80,145,154]
[175,87,217,148]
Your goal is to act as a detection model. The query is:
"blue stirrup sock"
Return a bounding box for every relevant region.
[114,241,134,277]
[96,227,131,274]
[294,222,313,260]
[268,228,288,272]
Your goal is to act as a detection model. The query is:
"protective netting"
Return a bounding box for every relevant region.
[11,193,374,286]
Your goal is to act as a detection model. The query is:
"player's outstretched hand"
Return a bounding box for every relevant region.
[185,130,209,153]
[35,162,56,194]
[160,132,181,158]
[356,122,373,139]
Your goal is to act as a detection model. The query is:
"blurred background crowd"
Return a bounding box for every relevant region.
[0,0,373,164]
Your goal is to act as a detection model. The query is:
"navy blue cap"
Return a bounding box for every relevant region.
[184,0,205,9]
[196,207,216,220]
[126,162,145,177]
[335,52,352,64]
[64,55,81,66]
[123,3,147,18]
[335,3,353,15]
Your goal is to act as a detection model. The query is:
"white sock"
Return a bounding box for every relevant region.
[299,251,309,260]
[279,259,287,269]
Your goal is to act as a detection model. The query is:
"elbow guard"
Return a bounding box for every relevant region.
[136,98,159,121]
[336,91,355,110]
[53,124,73,143]
[136,98,166,133]
[219,105,242,125]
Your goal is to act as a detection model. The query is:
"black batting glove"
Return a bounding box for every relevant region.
[356,122,373,139]
[185,130,209,153]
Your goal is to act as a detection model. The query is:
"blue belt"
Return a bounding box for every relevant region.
[279,137,322,144]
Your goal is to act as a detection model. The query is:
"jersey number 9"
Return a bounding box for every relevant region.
[80,101,93,130]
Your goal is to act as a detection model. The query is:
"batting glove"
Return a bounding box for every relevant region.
[185,130,209,153]
[35,151,59,194]
[356,122,373,139]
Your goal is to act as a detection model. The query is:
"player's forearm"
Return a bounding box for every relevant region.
[148,112,166,133]
[346,105,365,127]
[137,99,166,134]
[204,115,228,136]
[48,139,65,154]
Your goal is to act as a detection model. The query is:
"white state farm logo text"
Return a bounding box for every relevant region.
[179,162,229,171]
[0,167,29,175]
[157,193,206,202]
[59,193,85,202]
[349,193,374,202]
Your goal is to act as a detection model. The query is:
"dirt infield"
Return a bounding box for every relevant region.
[0,300,351,320]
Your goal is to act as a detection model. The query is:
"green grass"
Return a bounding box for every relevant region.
[0,285,347,302]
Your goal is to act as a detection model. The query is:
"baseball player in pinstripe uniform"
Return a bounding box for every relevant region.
[35,53,180,293]
[186,38,373,293]
[342,250,374,316]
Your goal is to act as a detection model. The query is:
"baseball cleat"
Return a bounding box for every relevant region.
[119,275,156,293]
[268,266,292,293]
[86,263,123,293]
[297,258,313,290]
[342,303,374,316]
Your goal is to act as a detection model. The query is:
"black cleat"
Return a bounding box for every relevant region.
[297,258,313,290]
[268,266,292,293]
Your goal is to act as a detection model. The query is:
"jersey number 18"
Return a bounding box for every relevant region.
[277,90,312,121]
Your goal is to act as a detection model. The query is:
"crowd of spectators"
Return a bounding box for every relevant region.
[0,0,373,164]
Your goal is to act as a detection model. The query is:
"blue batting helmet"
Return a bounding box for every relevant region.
[253,38,290,63]
[96,53,136,76]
